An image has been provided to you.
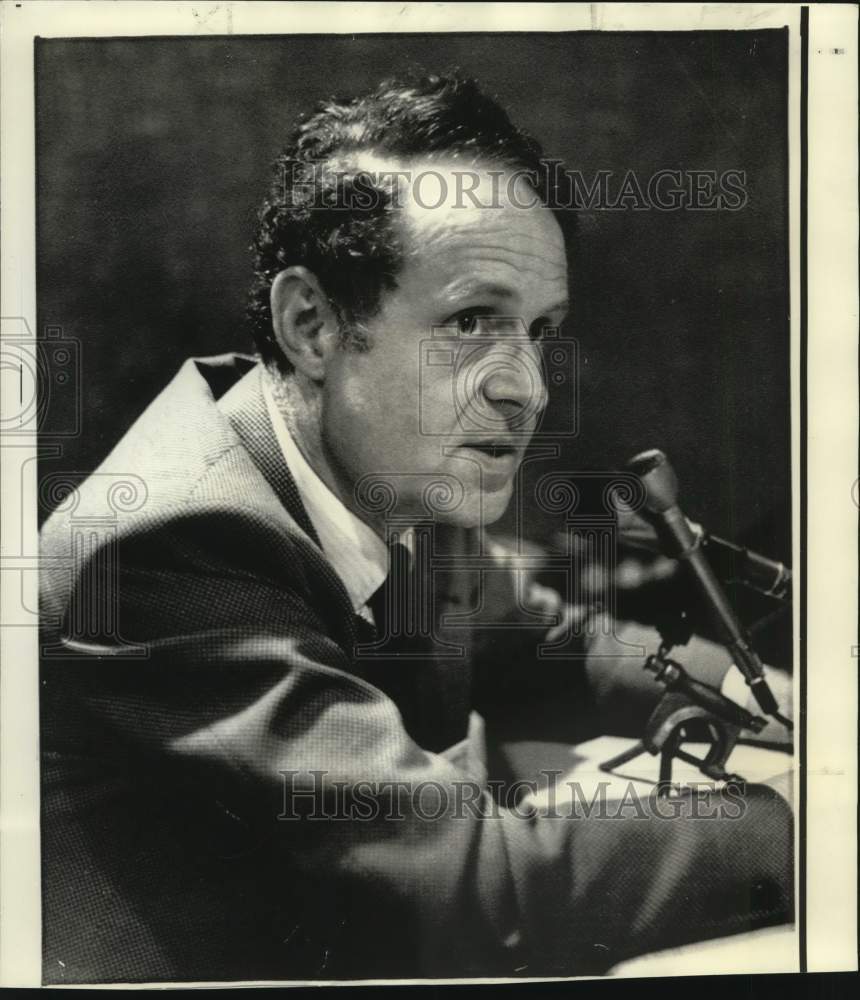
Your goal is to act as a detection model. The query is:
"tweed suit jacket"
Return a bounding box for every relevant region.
[39,354,792,983]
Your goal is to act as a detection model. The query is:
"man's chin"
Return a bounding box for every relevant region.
[435,481,513,529]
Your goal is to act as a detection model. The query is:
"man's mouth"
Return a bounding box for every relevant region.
[460,441,519,459]
[454,441,523,484]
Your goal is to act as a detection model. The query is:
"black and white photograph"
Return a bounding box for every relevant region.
[0,0,857,988]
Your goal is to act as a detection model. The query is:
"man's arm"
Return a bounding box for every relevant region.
[41,511,793,978]
[473,534,792,742]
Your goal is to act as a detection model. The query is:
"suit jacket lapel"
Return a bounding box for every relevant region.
[217,362,322,549]
[216,359,375,655]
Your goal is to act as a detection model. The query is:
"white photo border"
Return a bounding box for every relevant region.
[1,0,856,986]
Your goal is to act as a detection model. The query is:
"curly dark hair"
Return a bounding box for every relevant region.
[248,73,565,371]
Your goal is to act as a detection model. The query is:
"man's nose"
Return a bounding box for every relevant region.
[476,345,548,428]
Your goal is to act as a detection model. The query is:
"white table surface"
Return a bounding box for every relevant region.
[503,735,794,808]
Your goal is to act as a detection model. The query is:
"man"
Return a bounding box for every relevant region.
[39,75,792,983]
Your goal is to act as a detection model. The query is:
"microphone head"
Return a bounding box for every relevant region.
[626,448,679,514]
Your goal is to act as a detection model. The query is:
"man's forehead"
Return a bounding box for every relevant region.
[334,151,568,306]
[391,159,568,301]
[340,151,564,251]
[398,161,562,242]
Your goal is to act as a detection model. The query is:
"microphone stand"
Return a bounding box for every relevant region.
[599,617,768,794]
[599,449,792,792]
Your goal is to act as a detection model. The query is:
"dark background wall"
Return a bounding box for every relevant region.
[36,31,790,559]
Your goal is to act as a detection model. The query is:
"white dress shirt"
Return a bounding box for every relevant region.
[263,373,396,625]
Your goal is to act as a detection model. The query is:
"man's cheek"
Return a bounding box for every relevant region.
[408,353,453,438]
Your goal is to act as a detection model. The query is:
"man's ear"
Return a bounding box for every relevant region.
[270,266,340,380]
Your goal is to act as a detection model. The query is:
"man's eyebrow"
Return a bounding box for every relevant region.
[447,282,518,301]
[443,284,569,318]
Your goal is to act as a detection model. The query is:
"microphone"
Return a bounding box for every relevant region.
[617,511,792,601]
[626,448,783,720]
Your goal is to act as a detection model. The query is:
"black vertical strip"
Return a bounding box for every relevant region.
[798,4,809,975]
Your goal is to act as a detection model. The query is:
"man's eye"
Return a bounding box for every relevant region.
[456,312,482,335]
[449,309,493,336]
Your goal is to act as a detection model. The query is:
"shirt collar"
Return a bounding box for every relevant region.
[262,373,390,616]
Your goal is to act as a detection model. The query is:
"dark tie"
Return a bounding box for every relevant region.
[364,536,472,753]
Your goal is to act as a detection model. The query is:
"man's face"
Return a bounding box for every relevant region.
[321,163,569,529]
